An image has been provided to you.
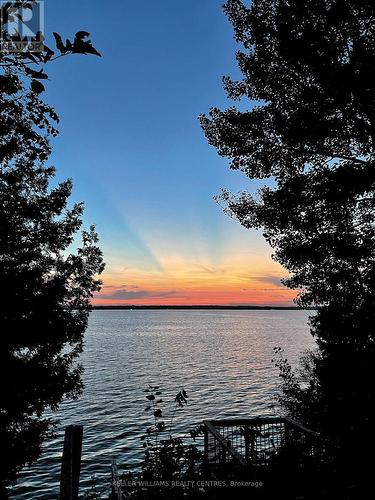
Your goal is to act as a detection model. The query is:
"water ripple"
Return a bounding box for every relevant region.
[11,310,314,499]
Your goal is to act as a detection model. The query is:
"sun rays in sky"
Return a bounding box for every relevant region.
[93,210,296,306]
[44,0,297,306]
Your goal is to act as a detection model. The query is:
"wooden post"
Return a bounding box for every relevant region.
[202,424,209,477]
[60,425,83,500]
[244,426,251,464]
[111,460,121,500]
[203,425,209,464]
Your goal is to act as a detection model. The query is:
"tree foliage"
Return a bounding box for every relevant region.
[201,0,375,492]
[0,2,103,493]
[119,386,204,500]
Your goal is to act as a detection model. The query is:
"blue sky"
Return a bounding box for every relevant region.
[40,0,293,305]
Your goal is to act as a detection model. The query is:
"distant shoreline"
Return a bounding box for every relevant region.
[92,305,312,311]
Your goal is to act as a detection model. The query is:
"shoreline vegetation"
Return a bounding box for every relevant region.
[92,305,312,310]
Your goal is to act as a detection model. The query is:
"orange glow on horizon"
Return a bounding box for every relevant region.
[93,255,297,307]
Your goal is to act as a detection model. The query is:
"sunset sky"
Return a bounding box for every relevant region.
[44,0,296,306]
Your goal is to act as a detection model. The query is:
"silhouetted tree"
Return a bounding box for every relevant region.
[0,3,103,494]
[201,0,375,494]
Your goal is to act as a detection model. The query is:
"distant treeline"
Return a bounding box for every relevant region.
[92,305,313,310]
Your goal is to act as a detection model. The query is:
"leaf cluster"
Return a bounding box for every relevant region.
[120,387,203,499]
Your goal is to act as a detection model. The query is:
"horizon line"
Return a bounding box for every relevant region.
[92,304,312,310]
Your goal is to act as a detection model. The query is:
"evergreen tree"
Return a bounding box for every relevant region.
[0,3,103,493]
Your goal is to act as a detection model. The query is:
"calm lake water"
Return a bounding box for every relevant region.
[12,310,314,499]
